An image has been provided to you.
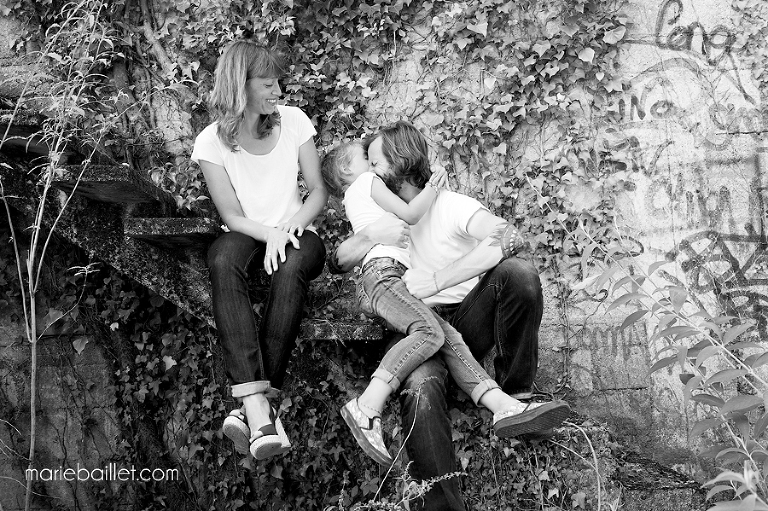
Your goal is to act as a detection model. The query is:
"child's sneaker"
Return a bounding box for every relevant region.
[340,398,393,467]
[493,400,571,438]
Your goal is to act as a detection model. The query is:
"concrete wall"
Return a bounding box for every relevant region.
[1,0,764,500]
[0,305,123,511]
[578,0,764,465]
[367,0,766,471]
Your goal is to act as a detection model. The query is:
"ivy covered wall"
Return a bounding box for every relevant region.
[0,0,766,509]
[351,0,768,471]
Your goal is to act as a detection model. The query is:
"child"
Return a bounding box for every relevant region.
[321,137,537,467]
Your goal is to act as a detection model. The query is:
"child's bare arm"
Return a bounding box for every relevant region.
[370,168,447,224]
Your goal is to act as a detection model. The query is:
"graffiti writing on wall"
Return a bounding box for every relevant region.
[604,0,764,175]
[654,0,736,65]
[667,230,768,335]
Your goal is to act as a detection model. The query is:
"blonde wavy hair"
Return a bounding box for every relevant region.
[209,40,286,151]
[321,141,361,199]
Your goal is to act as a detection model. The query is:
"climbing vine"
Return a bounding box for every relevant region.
[413,0,630,272]
[731,0,768,120]
[0,0,685,509]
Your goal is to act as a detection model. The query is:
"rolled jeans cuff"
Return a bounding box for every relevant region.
[470,379,499,405]
[372,368,401,393]
[231,380,278,398]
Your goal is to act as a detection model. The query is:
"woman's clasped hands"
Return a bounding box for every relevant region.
[264,222,303,274]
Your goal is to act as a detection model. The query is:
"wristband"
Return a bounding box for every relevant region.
[500,224,525,258]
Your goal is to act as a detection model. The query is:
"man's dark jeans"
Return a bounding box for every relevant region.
[395,258,543,511]
[207,230,326,391]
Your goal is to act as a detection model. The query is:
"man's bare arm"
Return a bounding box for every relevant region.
[402,209,526,298]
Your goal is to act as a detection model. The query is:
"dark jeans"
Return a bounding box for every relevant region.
[207,230,326,392]
[396,258,543,511]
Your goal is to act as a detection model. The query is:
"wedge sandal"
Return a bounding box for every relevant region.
[249,407,291,460]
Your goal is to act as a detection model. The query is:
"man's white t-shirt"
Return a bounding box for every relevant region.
[190,105,316,228]
[343,171,410,268]
[410,191,487,306]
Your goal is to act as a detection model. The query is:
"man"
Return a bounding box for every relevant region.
[331,121,569,510]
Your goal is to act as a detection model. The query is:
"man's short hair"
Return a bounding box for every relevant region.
[365,120,431,193]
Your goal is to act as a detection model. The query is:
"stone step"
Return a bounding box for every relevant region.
[0,109,54,159]
[4,159,383,342]
[52,164,175,205]
[300,318,383,342]
[0,107,118,165]
[124,217,220,249]
[616,450,705,510]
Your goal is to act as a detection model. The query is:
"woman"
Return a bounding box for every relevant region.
[191,40,328,460]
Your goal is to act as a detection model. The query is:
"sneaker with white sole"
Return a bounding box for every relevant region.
[340,398,393,467]
[493,400,571,438]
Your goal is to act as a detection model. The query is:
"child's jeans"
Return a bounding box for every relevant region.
[357,257,498,404]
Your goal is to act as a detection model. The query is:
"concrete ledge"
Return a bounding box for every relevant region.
[0,108,53,159]
[53,164,176,205]
[300,319,383,342]
[616,450,705,510]
[124,217,220,249]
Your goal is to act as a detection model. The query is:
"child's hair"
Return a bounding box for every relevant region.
[209,39,286,151]
[364,120,431,193]
[321,141,362,198]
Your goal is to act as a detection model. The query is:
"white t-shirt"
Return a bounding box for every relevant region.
[190,105,316,228]
[343,171,410,268]
[410,191,487,306]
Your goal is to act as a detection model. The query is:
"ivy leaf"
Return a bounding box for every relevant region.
[603,25,626,45]
[43,308,64,329]
[532,41,550,56]
[187,443,203,459]
[72,336,89,355]
[577,48,595,63]
[455,37,471,49]
[421,111,444,126]
[563,24,579,37]
[603,79,623,92]
[270,464,284,479]
[163,355,178,371]
[483,74,497,91]
[467,21,488,37]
